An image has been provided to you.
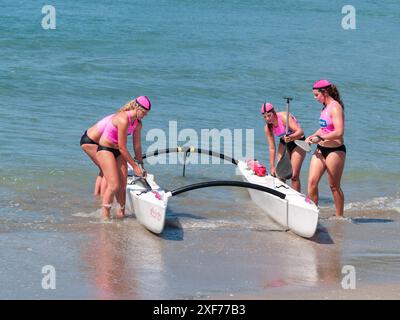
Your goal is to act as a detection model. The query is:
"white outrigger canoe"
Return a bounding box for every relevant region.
[125,147,319,238]
[236,160,319,238]
[125,172,168,234]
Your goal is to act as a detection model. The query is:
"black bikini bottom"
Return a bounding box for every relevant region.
[97,145,121,159]
[279,136,306,154]
[80,131,98,146]
[317,144,347,159]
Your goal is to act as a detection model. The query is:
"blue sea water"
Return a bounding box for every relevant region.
[1,0,399,212]
[0,0,400,298]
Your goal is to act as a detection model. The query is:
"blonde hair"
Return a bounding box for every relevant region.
[117,99,141,113]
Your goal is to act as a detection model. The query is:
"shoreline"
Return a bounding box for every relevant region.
[214,282,400,300]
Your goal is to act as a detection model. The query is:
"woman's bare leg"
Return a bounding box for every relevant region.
[290,147,306,192]
[96,151,120,220]
[116,158,128,218]
[82,144,105,196]
[326,151,346,217]
[307,151,326,206]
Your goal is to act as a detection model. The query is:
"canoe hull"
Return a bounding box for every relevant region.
[237,161,319,238]
[126,174,168,234]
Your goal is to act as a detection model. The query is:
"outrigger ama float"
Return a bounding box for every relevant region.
[125,147,319,238]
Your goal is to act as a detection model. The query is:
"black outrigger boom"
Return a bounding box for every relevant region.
[170,180,286,199]
[143,147,239,177]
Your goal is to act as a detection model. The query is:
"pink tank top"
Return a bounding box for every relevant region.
[96,114,114,133]
[319,104,335,134]
[272,113,295,137]
[102,111,139,144]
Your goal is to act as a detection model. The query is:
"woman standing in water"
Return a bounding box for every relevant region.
[96,96,151,220]
[306,80,346,217]
[261,102,306,192]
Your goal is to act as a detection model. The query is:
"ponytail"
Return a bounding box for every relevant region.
[325,85,344,110]
[117,99,140,113]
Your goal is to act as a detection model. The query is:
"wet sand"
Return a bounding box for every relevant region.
[1,206,399,300]
[231,283,400,300]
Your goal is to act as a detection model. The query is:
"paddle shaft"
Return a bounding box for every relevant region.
[284,97,292,136]
[137,177,152,192]
[275,97,294,180]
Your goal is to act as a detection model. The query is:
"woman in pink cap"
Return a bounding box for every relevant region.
[306,80,346,217]
[95,96,151,220]
[261,102,306,192]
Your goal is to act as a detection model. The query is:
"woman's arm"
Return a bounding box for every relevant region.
[132,121,144,167]
[264,125,277,172]
[318,104,344,141]
[306,129,324,144]
[116,115,143,176]
[284,113,304,142]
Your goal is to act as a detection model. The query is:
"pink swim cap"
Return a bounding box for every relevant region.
[136,96,151,110]
[261,102,274,114]
[313,79,332,89]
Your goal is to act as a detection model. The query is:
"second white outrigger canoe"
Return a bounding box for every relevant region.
[126,147,319,238]
[236,160,319,238]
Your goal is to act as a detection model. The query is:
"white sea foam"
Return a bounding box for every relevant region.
[174,217,282,232]
[344,194,400,213]
[72,209,101,218]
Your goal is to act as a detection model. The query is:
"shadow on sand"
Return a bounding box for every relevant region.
[309,223,335,244]
[161,210,207,241]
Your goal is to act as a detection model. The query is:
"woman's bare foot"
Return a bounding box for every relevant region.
[101,213,111,221]
[116,208,125,219]
[101,204,112,221]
